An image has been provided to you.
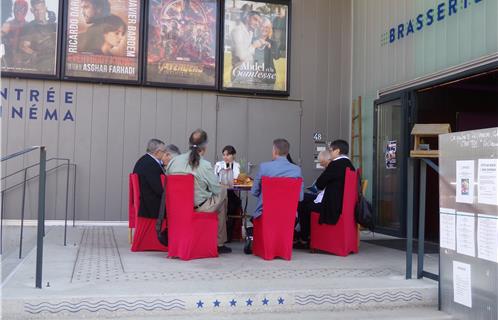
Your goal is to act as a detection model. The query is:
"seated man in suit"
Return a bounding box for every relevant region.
[245,138,304,253]
[295,150,332,247]
[167,129,232,254]
[133,138,167,219]
[295,140,355,248]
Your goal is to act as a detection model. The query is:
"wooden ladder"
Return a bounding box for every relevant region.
[351,96,362,169]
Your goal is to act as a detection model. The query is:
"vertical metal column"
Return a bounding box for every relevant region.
[35,147,46,289]
[417,160,427,279]
[406,158,415,279]
[0,190,4,255]
[19,168,28,258]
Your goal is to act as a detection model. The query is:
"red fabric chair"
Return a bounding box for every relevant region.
[165,174,218,260]
[310,168,359,256]
[129,173,168,252]
[253,177,302,260]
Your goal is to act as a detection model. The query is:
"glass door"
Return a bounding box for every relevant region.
[373,94,409,237]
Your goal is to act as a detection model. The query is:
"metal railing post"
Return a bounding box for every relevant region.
[35,147,47,289]
[417,160,427,279]
[19,168,28,258]
[406,158,414,279]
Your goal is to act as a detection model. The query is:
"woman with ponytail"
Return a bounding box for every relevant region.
[167,129,232,254]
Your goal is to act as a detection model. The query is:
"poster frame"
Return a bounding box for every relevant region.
[142,0,220,91]
[219,0,291,97]
[1,0,64,80]
[61,0,144,85]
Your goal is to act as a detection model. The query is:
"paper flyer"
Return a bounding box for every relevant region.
[456,212,475,257]
[440,208,456,250]
[477,214,498,263]
[456,160,475,204]
[453,261,472,308]
[477,159,498,206]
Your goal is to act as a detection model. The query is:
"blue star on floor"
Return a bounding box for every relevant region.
[262,297,269,305]
[278,297,285,304]
[196,300,204,308]
[213,300,221,307]
[229,299,237,307]
[246,298,253,306]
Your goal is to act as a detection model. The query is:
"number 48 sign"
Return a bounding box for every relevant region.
[313,132,323,142]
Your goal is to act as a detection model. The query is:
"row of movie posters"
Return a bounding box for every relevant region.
[1,0,289,94]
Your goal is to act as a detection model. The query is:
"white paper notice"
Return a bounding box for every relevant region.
[440,208,456,250]
[453,261,472,308]
[477,159,498,206]
[456,212,475,257]
[456,160,475,204]
[477,214,498,263]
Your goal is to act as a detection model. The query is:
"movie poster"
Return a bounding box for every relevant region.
[64,0,141,82]
[1,0,60,77]
[222,0,289,94]
[145,0,218,88]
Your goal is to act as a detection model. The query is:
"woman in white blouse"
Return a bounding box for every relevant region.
[214,145,241,181]
[214,145,242,242]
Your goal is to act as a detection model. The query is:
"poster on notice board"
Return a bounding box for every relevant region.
[222,0,290,95]
[1,0,61,78]
[63,0,142,83]
[145,0,219,89]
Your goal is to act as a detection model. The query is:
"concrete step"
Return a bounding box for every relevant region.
[1,226,440,319]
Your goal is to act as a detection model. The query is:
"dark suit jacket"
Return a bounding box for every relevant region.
[133,154,164,219]
[315,157,355,225]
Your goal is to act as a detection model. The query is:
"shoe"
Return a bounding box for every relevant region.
[293,241,309,250]
[244,236,253,255]
[218,245,232,254]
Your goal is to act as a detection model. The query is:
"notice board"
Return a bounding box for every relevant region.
[439,127,498,319]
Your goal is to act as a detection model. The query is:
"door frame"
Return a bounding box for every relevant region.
[373,62,498,238]
[373,92,412,237]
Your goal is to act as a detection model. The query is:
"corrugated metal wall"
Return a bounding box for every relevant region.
[1,0,353,221]
[352,0,498,197]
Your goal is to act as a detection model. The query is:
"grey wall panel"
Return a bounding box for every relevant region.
[4,79,27,221]
[120,87,142,221]
[73,83,93,221]
[139,88,158,153]
[106,86,126,221]
[88,86,110,221]
[216,96,248,165]
[155,90,173,145]
[170,91,189,151]
[200,94,217,164]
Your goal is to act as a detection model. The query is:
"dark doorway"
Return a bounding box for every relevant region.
[415,68,498,242]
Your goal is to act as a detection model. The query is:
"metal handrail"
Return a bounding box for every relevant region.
[1,157,71,183]
[1,146,46,289]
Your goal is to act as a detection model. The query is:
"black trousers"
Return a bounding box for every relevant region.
[297,193,322,242]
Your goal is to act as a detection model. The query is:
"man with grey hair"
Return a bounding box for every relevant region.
[160,144,180,170]
[133,138,167,218]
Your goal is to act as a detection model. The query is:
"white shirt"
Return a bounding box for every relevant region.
[214,161,240,180]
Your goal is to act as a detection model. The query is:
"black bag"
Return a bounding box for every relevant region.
[354,175,375,232]
[156,176,168,246]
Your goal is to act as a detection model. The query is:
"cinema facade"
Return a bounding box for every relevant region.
[1,0,497,243]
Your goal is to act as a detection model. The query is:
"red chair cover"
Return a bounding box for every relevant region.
[253,177,302,260]
[130,173,168,252]
[166,174,218,260]
[128,174,140,229]
[310,168,359,256]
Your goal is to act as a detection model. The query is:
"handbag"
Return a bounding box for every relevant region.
[156,177,168,246]
[354,175,375,232]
